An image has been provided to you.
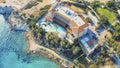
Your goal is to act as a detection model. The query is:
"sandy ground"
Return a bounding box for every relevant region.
[25,31,68,62]
[22,0,52,17]
[0,0,30,10]
[0,0,4,3]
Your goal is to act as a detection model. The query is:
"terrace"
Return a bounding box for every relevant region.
[37,14,77,43]
[55,4,85,27]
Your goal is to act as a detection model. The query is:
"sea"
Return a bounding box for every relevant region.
[0,14,60,68]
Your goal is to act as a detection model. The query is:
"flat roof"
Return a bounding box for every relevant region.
[55,5,85,27]
[80,32,98,54]
[81,37,92,53]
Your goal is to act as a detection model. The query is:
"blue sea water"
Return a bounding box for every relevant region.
[0,15,60,68]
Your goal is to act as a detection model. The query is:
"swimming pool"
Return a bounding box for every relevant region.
[37,14,66,33]
[50,22,66,33]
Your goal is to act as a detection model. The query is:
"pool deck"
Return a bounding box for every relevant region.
[36,15,73,43]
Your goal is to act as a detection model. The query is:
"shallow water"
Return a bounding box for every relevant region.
[0,15,60,68]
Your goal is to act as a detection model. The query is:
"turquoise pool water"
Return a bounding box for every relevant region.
[37,16,66,33]
[0,15,60,68]
[50,22,66,32]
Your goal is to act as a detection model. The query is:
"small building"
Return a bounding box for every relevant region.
[80,29,98,55]
[47,3,89,38]
[117,10,120,15]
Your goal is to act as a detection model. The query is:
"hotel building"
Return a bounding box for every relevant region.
[46,3,99,57]
[46,3,89,38]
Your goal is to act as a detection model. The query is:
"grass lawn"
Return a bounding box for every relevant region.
[97,8,117,25]
[70,5,84,14]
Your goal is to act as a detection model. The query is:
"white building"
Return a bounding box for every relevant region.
[47,4,89,38]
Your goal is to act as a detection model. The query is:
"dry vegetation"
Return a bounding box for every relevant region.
[22,0,51,17]
[86,0,110,4]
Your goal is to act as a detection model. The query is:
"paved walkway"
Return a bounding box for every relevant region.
[88,6,100,20]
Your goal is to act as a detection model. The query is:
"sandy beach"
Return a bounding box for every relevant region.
[25,31,75,68]
[25,31,65,60]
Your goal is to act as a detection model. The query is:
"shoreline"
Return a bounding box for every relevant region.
[0,1,76,67]
[0,4,74,68]
[25,31,74,68]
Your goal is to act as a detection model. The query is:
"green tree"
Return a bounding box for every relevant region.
[98,15,109,28]
[95,56,105,66]
[72,46,80,55]
[85,17,92,23]
[113,23,120,41]
[107,1,118,11]
[90,1,101,10]
[37,0,43,2]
